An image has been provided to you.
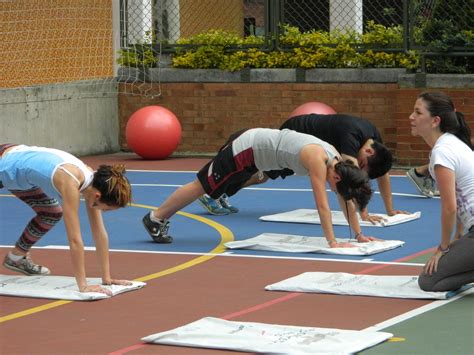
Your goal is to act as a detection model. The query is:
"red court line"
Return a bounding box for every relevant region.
[109,344,147,355]
[108,249,429,355]
[109,293,303,354]
[395,247,436,262]
[353,248,435,275]
[221,292,301,320]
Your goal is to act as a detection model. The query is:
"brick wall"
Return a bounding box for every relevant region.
[118,83,474,167]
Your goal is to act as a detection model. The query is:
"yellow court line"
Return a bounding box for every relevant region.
[0,300,71,323]
[0,202,234,323]
[388,337,406,342]
[132,204,234,282]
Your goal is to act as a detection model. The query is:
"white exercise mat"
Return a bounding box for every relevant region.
[225,233,404,256]
[0,275,146,301]
[142,317,393,354]
[265,272,471,299]
[260,209,421,227]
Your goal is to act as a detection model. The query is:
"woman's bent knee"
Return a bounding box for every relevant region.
[418,273,435,291]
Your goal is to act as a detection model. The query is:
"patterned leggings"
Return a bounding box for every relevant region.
[10,188,63,252]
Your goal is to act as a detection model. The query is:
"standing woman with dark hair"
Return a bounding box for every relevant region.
[0,144,133,295]
[409,92,474,291]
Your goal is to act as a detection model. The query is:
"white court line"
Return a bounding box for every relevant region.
[132,183,183,187]
[363,287,474,332]
[128,169,197,173]
[131,183,434,199]
[127,170,410,177]
[0,244,424,266]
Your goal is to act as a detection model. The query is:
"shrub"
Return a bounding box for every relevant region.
[117,23,423,71]
[170,23,419,71]
[117,45,157,68]
[414,0,474,73]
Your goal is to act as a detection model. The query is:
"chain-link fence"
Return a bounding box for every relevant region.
[119,0,474,73]
[281,0,404,34]
[408,0,474,72]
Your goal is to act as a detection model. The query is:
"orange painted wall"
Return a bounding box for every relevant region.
[179,0,244,37]
[0,0,113,88]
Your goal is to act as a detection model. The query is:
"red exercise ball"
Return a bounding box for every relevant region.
[126,105,182,160]
[289,101,337,118]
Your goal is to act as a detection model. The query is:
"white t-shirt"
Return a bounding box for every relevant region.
[429,133,474,232]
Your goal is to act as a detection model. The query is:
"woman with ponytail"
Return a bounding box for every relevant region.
[143,128,379,248]
[409,92,474,291]
[0,144,132,295]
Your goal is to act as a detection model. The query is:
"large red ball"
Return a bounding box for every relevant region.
[289,101,337,118]
[126,106,182,159]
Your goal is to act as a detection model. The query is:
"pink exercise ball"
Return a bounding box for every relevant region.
[126,105,182,160]
[289,101,337,118]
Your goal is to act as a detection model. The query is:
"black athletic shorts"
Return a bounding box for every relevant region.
[197,129,258,198]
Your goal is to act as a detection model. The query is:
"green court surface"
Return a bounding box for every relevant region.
[403,254,432,264]
[361,292,474,354]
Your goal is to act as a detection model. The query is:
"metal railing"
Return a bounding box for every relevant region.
[119,0,474,73]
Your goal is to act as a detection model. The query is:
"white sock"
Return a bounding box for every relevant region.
[8,252,24,262]
[149,211,163,223]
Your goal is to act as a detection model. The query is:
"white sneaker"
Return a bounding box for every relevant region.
[406,168,439,197]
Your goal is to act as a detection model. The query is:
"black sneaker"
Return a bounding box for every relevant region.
[142,213,173,243]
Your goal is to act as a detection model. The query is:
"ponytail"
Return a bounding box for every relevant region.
[92,164,132,207]
[454,111,473,149]
[419,92,472,150]
[334,160,373,211]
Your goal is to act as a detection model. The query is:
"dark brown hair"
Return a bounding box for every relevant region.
[335,160,373,210]
[419,91,472,149]
[92,164,132,207]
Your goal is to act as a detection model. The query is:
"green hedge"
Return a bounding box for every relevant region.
[171,23,419,71]
[413,0,474,73]
[117,20,473,73]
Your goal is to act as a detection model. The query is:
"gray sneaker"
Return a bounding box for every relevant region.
[406,168,439,197]
[3,254,50,276]
[197,194,230,215]
[142,213,173,243]
[218,194,239,213]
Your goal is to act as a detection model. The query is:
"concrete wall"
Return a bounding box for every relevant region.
[0,81,119,156]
